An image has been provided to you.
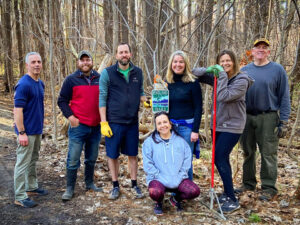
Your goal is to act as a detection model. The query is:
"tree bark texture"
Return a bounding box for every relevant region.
[2,0,14,93]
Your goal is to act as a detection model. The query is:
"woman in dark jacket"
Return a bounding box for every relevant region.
[166,50,203,180]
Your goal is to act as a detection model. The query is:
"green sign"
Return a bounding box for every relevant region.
[152,89,169,113]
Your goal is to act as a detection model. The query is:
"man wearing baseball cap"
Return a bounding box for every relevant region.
[238,38,291,201]
[58,50,102,201]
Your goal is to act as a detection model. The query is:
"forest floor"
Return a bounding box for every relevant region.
[0,90,299,225]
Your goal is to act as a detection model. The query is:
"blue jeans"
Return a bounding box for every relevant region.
[173,124,194,180]
[67,123,100,170]
[215,131,240,202]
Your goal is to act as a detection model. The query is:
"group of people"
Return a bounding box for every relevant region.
[13,39,290,216]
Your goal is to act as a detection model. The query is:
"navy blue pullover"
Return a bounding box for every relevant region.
[241,62,290,121]
[167,74,202,132]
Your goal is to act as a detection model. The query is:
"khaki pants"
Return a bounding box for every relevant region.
[14,135,41,201]
[240,112,279,195]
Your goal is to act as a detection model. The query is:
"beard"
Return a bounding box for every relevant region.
[118,57,131,66]
[78,64,93,73]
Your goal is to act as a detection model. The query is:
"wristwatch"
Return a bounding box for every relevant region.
[19,131,26,135]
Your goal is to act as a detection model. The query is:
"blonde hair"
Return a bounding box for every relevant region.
[165,50,196,83]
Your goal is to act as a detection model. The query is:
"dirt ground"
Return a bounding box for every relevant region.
[0,91,299,225]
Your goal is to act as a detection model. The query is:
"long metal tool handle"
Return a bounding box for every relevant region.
[211,75,217,189]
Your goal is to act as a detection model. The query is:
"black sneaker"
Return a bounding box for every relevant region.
[15,198,38,208]
[154,202,163,215]
[234,185,255,194]
[218,193,229,204]
[258,192,274,201]
[221,198,240,213]
[26,188,48,196]
[169,196,183,212]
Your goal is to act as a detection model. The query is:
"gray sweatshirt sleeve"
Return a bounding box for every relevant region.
[142,139,160,185]
[178,140,191,181]
[217,71,249,103]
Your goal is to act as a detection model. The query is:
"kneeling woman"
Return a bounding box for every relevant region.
[142,111,200,215]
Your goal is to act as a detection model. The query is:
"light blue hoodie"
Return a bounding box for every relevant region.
[142,131,191,189]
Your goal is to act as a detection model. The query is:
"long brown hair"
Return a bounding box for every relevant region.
[216,50,240,76]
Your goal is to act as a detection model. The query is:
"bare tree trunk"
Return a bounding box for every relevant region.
[77,0,83,49]
[196,0,213,66]
[33,0,46,81]
[20,0,29,54]
[71,0,78,50]
[119,0,128,43]
[253,0,270,38]
[174,0,180,49]
[2,0,14,93]
[112,0,119,54]
[145,0,157,77]
[243,0,252,47]
[229,1,237,51]
[56,1,67,79]
[214,0,222,55]
[48,0,57,143]
[104,0,113,53]
[14,0,24,76]
[290,39,300,106]
[129,0,137,59]
[187,0,192,50]
[278,1,295,64]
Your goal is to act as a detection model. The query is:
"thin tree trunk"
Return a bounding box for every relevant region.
[119,0,128,43]
[33,0,46,81]
[104,0,113,53]
[278,1,295,64]
[187,0,192,50]
[174,0,180,49]
[214,0,222,55]
[2,0,14,93]
[48,0,57,142]
[14,0,24,76]
[77,0,83,49]
[112,0,119,53]
[129,0,137,60]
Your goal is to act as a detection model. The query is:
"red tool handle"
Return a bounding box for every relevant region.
[211,76,217,188]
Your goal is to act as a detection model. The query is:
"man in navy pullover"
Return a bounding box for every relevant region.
[99,43,146,200]
[58,50,102,201]
[14,52,48,208]
[239,38,291,201]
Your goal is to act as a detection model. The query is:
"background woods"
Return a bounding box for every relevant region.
[1,0,299,88]
[0,0,299,200]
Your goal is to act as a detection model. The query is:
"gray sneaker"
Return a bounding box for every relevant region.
[108,187,120,200]
[131,186,144,199]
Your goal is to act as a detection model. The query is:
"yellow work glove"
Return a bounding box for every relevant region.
[100,121,113,137]
[143,99,152,108]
